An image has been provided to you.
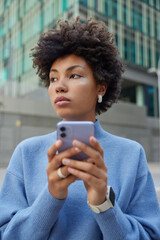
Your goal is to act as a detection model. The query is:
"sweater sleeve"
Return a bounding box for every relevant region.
[0,144,65,240]
[0,172,65,240]
[93,148,160,240]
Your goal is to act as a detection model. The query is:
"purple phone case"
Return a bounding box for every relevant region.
[57,121,94,160]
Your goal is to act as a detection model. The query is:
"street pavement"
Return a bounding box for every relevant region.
[0,163,160,203]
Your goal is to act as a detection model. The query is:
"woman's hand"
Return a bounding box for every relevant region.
[47,140,80,199]
[62,137,107,206]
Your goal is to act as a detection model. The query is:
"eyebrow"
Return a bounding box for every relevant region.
[50,65,85,73]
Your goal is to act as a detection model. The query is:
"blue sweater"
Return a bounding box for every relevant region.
[0,120,160,240]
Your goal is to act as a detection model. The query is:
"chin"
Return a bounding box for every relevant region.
[56,111,75,120]
[57,113,82,121]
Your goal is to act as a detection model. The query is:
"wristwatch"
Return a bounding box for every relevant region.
[87,186,115,214]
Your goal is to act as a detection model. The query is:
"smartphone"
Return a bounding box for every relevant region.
[57,121,94,160]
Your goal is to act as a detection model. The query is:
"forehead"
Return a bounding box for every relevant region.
[50,54,91,71]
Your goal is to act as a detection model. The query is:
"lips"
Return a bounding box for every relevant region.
[55,96,70,106]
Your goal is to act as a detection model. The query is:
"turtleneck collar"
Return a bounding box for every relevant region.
[94,119,107,139]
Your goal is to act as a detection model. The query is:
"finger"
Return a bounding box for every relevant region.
[62,174,78,187]
[47,165,76,181]
[47,140,62,162]
[72,140,104,168]
[57,166,70,179]
[84,158,95,164]
[62,158,107,180]
[48,146,81,170]
[67,167,107,191]
[89,136,104,157]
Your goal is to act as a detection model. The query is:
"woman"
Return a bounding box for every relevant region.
[0,18,160,240]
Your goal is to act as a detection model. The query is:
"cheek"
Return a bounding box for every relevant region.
[48,85,54,98]
[48,87,55,106]
[74,85,97,104]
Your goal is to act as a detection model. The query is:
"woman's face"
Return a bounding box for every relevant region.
[48,54,106,122]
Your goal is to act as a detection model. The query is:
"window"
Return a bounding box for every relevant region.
[131,41,136,63]
[3,68,8,82]
[63,0,67,11]
[123,4,127,25]
[112,0,118,20]
[94,0,98,12]
[140,44,144,66]
[144,85,154,116]
[104,0,109,16]
[105,0,112,17]
[18,32,22,47]
[34,15,41,34]
[79,0,87,7]
[148,47,152,67]
[147,17,150,36]
[0,25,4,39]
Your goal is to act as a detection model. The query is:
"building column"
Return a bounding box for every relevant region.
[136,85,144,107]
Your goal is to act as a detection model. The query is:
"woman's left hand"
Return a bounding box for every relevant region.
[62,136,107,206]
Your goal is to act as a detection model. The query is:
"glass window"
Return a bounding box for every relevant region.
[131,41,136,63]
[105,0,112,17]
[79,0,88,6]
[63,0,67,11]
[154,17,158,39]
[124,38,131,62]
[22,56,24,74]
[112,0,118,20]
[3,68,8,82]
[40,12,43,32]
[138,13,142,32]
[0,25,4,39]
[120,83,136,103]
[18,32,22,47]
[144,85,154,116]
[148,47,152,67]
[147,17,150,36]
[34,15,41,34]
[94,0,98,11]
[104,0,109,16]
[3,45,9,60]
[140,42,144,66]
[123,4,127,25]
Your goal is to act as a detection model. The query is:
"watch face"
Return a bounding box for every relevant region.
[109,187,115,206]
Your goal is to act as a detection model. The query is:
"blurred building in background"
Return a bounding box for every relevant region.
[0,0,160,167]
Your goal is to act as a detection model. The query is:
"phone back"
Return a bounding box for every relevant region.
[57,121,94,160]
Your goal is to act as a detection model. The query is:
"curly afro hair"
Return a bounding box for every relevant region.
[30,17,125,115]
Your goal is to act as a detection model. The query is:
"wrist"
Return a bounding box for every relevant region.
[88,195,106,206]
[87,186,115,214]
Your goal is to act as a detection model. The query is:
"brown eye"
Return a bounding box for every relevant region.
[50,77,57,82]
[71,74,81,79]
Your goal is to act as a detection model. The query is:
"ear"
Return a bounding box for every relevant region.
[96,84,107,97]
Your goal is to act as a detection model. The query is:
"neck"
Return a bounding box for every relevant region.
[62,116,96,122]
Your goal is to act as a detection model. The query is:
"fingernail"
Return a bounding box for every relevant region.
[62,158,70,165]
[73,140,81,147]
[68,167,74,173]
[86,159,94,163]
[74,147,80,152]
[55,140,61,147]
[91,136,97,143]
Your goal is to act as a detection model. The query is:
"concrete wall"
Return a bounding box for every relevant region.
[0,95,159,167]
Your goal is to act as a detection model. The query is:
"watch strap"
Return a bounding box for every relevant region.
[87,186,115,214]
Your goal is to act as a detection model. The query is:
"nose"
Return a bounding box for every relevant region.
[55,79,68,93]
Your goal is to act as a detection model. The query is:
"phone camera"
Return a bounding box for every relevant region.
[60,132,66,138]
[60,127,66,132]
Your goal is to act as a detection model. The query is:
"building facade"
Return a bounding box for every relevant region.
[0,0,160,166]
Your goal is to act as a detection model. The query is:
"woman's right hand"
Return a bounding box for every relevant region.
[46,140,80,199]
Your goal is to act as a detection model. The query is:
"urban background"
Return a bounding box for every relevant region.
[0,0,160,190]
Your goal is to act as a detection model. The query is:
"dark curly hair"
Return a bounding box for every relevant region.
[30,17,125,115]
